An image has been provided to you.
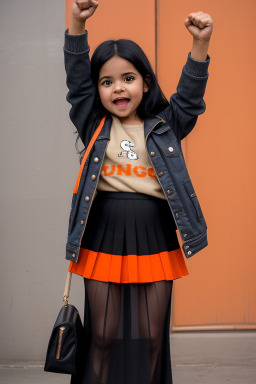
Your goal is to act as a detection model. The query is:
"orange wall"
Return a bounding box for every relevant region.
[66,0,256,330]
[157,0,256,330]
[66,0,156,70]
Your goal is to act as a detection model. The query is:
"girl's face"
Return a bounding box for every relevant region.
[98,56,149,125]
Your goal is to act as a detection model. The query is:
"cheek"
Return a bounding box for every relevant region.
[132,84,144,99]
[99,88,111,105]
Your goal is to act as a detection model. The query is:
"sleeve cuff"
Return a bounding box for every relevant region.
[64,28,89,52]
[184,52,211,77]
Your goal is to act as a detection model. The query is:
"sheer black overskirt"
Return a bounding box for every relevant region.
[70,279,173,384]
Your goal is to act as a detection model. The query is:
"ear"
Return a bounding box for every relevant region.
[143,74,151,93]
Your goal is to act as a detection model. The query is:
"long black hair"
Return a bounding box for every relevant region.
[75,38,170,162]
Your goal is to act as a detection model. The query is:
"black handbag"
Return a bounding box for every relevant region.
[44,271,86,375]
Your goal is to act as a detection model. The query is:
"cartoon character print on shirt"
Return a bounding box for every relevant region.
[118,140,138,160]
[100,137,157,179]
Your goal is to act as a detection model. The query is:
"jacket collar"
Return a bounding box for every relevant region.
[97,113,165,141]
[144,114,166,139]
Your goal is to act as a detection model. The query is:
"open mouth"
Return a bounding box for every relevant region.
[113,98,130,108]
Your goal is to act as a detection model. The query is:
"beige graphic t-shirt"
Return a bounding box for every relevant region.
[97,115,166,200]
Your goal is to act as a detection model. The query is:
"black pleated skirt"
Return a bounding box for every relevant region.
[68,191,189,384]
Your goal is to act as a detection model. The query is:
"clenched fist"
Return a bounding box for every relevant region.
[72,0,99,22]
[184,11,213,42]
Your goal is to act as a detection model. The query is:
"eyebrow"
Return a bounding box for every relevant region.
[99,72,137,83]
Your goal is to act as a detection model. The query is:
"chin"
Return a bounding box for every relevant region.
[112,110,130,117]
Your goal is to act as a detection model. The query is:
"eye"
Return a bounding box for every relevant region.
[124,76,135,82]
[102,80,112,86]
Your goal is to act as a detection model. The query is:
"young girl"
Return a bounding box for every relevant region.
[64,1,213,383]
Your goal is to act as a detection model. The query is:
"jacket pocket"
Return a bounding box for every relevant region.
[183,177,203,222]
[155,136,185,173]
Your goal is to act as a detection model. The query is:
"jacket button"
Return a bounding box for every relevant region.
[158,171,164,176]
[188,251,192,255]
[80,220,84,224]
[168,146,174,152]
[85,196,90,201]
[91,174,96,180]
[72,253,76,258]
[94,157,99,163]
[167,189,172,194]
[184,233,187,237]
[150,151,155,156]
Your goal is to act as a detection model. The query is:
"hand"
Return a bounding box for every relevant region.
[184,11,213,42]
[72,0,99,22]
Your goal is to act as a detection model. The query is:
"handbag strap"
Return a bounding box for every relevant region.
[63,115,107,306]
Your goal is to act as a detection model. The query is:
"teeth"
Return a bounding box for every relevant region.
[114,98,129,102]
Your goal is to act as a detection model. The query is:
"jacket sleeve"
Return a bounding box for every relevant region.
[63,28,96,146]
[163,52,211,142]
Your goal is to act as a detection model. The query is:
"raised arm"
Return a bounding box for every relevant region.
[63,1,99,146]
[163,11,213,141]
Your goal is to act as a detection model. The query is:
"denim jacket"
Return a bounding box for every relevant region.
[63,28,211,262]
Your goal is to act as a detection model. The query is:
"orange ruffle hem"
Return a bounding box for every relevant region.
[68,247,189,283]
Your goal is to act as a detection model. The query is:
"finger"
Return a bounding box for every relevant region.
[188,12,206,24]
[188,11,205,18]
[190,15,205,28]
[197,16,212,29]
[194,17,207,29]
[90,0,98,7]
[73,0,80,6]
[77,0,90,10]
[188,13,199,27]
[188,12,201,20]
[199,17,211,26]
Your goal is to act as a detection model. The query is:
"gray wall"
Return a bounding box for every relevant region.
[0,0,85,361]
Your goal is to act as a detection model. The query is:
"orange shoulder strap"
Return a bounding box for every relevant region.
[73,115,107,194]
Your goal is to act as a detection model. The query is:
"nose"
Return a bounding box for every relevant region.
[114,81,125,93]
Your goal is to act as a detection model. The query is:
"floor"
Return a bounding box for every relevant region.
[0,331,255,383]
